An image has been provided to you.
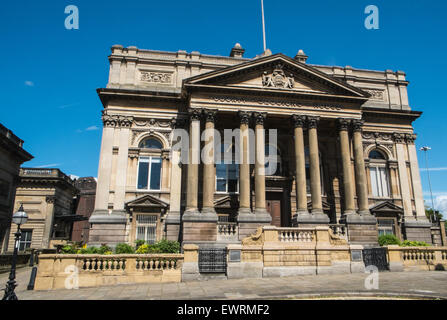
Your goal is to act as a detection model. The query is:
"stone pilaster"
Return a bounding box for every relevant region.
[291,115,308,226]
[352,120,370,215]
[202,110,217,215]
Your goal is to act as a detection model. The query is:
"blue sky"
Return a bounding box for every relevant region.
[1,0,446,213]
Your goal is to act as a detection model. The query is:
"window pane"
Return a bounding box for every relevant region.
[228,179,238,192]
[216,164,226,179]
[379,167,389,197]
[370,167,378,197]
[149,158,162,190]
[216,179,227,192]
[137,161,149,189]
[139,138,162,149]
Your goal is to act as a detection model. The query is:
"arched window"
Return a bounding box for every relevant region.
[137,138,162,190]
[369,149,390,198]
[216,143,239,193]
[139,138,163,149]
[265,144,282,176]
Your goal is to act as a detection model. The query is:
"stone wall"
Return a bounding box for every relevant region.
[387,245,447,271]
[34,253,184,290]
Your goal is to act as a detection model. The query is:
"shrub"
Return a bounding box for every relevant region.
[98,244,112,254]
[154,239,180,253]
[135,239,145,250]
[378,234,400,246]
[399,240,429,247]
[61,244,78,254]
[136,244,150,254]
[115,243,135,254]
[77,246,99,254]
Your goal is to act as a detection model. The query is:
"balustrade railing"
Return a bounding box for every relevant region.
[277,228,314,242]
[79,256,126,271]
[329,224,348,239]
[135,255,181,270]
[217,222,238,237]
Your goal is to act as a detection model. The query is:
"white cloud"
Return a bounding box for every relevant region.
[85,125,99,131]
[420,167,447,172]
[435,196,447,216]
[24,80,34,87]
[35,163,61,168]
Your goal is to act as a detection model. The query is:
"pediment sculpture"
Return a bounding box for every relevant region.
[262,63,294,89]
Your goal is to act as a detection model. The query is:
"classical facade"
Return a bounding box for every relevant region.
[6,168,84,252]
[0,123,33,253]
[89,44,430,247]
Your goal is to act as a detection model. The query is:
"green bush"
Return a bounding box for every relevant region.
[61,244,78,254]
[399,240,429,247]
[378,234,400,246]
[115,243,135,254]
[98,244,112,254]
[154,239,180,253]
[135,239,145,250]
[77,246,99,254]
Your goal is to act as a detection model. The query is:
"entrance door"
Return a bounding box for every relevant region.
[266,198,281,227]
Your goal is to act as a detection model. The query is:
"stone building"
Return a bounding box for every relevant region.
[6,168,84,251]
[89,44,430,247]
[71,177,97,243]
[0,123,33,253]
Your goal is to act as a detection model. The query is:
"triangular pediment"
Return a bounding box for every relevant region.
[370,201,403,214]
[184,54,369,100]
[126,194,169,208]
[214,196,239,209]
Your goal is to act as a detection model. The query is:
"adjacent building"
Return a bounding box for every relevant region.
[71,177,97,243]
[89,44,431,248]
[6,168,85,251]
[0,123,33,253]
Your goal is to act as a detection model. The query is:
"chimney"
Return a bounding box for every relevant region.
[294,49,308,63]
[230,43,245,58]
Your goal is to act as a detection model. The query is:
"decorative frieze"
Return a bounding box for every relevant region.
[134,119,172,128]
[101,113,133,128]
[140,71,172,84]
[363,89,385,101]
[262,63,294,89]
[362,132,393,141]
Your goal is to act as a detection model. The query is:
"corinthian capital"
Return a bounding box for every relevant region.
[337,118,350,131]
[188,109,202,121]
[307,116,320,129]
[119,116,134,128]
[203,109,217,123]
[102,114,119,128]
[291,114,306,128]
[405,133,417,144]
[253,112,267,126]
[393,132,405,143]
[351,119,364,132]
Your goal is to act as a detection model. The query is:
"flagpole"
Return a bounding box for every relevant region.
[261,0,266,51]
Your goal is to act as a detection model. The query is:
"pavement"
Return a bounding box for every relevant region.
[1,267,447,300]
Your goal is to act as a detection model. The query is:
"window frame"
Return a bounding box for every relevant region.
[136,156,162,191]
[18,229,32,251]
[368,149,391,198]
[135,214,158,244]
[215,142,239,194]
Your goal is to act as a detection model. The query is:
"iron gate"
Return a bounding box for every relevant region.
[198,248,227,273]
[362,247,389,271]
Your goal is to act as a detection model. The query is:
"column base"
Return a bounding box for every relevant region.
[237,209,271,241]
[402,219,433,244]
[295,212,329,226]
[341,213,378,247]
[182,208,218,243]
[88,209,127,246]
[164,211,181,241]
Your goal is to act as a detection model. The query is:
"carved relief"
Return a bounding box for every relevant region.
[241,227,264,245]
[364,89,385,100]
[140,71,172,84]
[262,63,294,89]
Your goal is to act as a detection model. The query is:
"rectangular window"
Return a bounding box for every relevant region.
[378,219,395,236]
[19,229,32,251]
[370,166,390,197]
[136,215,157,244]
[137,156,162,191]
[216,163,238,193]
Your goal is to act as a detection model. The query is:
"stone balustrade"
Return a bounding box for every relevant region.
[276,227,315,243]
[34,253,184,290]
[329,224,348,240]
[216,222,238,241]
[387,245,447,271]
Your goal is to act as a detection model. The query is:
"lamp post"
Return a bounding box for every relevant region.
[2,204,28,300]
[420,146,436,223]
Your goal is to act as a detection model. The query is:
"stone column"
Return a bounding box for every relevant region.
[342,120,377,246]
[352,120,370,215]
[237,111,252,216]
[292,115,308,225]
[202,110,217,214]
[307,116,323,214]
[113,116,133,213]
[182,109,217,244]
[254,112,268,215]
[92,113,117,215]
[338,118,356,215]
[42,196,56,249]
[184,109,201,216]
